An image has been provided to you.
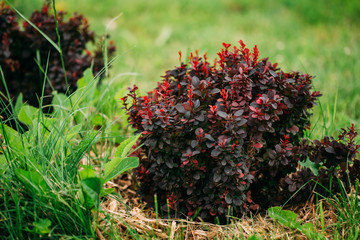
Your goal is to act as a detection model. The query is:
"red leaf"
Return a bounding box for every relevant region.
[250,204,259,210]
[249,106,257,112]
[209,211,217,216]
[222,42,231,49]
[183,103,192,111]
[256,98,263,105]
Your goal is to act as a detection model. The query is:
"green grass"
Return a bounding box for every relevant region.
[326,179,360,239]
[0,47,139,238]
[10,0,360,139]
[11,0,355,139]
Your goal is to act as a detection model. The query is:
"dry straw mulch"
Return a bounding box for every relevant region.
[98,172,338,239]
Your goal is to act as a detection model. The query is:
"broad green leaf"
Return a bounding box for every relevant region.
[51,92,71,117]
[0,124,25,152]
[80,165,97,179]
[299,157,321,176]
[268,207,325,238]
[103,156,139,182]
[268,207,300,228]
[77,68,94,89]
[15,168,50,194]
[92,114,105,127]
[298,222,321,239]
[114,134,141,159]
[32,218,52,235]
[18,105,38,126]
[81,177,102,210]
[72,69,98,107]
[40,117,57,132]
[0,124,19,143]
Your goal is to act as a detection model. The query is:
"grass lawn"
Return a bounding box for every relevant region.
[3,0,360,239]
[12,0,360,138]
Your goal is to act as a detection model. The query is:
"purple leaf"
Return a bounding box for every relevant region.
[224,166,231,175]
[165,159,174,169]
[175,104,185,113]
[289,184,297,192]
[237,118,247,126]
[211,88,221,94]
[233,198,243,206]
[269,70,277,77]
[205,134,215,141]
[191,140,198,148]
[194,172,201,180]
[192,76,200,87]
[193,99,200,109]
[284,97,293,108]
[225,194,232,204]
[213,173,221,183]
[325,146,336,154]
[211,149,221,157]
[217,111,228,119]
[234,109,244,117]
[195,113,205,121]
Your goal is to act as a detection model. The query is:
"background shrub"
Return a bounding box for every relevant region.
[0,3,115,114]
[123,40,322,222]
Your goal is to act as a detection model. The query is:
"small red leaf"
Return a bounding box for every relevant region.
[249,204,259,210]
[183,103,192,111]
[209,211,217,216]
[256,98,263,105]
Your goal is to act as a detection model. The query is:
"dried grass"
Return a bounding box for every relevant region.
[99,172,340,239]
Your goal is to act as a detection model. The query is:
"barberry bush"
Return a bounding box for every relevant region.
[123,40,328,222]
[0,3,115,110]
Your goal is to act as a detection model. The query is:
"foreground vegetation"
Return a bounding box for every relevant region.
[1,0,359,239]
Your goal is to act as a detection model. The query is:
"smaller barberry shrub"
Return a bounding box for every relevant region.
[123,40,322,222]
[0,3,115,111]
[279,124,360,204]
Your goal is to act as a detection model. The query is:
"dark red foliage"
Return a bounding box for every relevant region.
[0,3,115,110]
[123,40,323,222]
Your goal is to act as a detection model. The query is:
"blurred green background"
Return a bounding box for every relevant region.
[9,0,360,138]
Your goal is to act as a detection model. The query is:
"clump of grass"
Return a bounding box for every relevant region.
[0,78,100,238]
[318,179,360,239]
[0,67,140,238]
[0,3,139,238]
